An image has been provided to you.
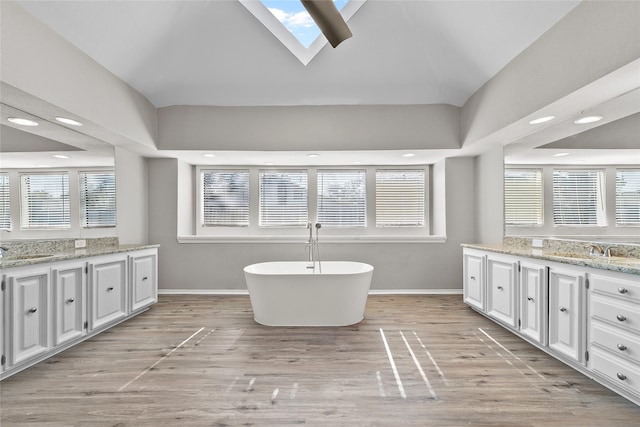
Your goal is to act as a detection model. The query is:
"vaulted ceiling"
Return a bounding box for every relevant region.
[17,0,580,108]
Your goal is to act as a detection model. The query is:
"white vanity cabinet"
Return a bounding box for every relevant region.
[486,254,519,328]
[463,248,486,311]
[588,271,640,400]
[52,260,86,346]
[3,265,50,368]
[519,260,547,345]
[548,264,586,365]
[129,249,157,313]
[0,246,158,380]
[88,254,128,331]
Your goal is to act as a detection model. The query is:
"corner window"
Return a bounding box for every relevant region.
[317,169,366,228]
[616,169,640,226]
[552,169,605,226]
[201,170,250,227]
[504,169,543,226]
[79,171,116,228]
[20,173,70,229]
[376,169,425,227]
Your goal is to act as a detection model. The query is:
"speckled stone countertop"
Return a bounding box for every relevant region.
[0,238,159,269]
[462,238,640,276]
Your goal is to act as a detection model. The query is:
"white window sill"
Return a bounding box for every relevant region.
[177,235,447,244]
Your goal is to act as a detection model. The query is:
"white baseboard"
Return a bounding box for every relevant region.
[159,289,462,296]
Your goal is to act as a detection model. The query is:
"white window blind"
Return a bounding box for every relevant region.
[375,170,425,227]
[504,169,543,226]
[259,170,308,227]
[317,170,366,228]
[0,173,10,230]
[552,169,606,226]
[20,173,70,229]
[201,170,250,227]
[79,171,116,228]
[616,169,640,225]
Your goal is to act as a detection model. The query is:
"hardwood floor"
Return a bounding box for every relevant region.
[1,295,639,426]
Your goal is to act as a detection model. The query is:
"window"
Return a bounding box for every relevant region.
[504,169,543,226]
[376,169,425,227]
[0,173,10,230]
[317,170,366,228]
[79,171,116,228]
[616,169,640,226]
[552,169,605,226]
[201,170,250,227]
[20,173,70,229]
[259,170,308,227]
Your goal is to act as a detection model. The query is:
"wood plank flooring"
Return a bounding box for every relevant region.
[1,295,639,426]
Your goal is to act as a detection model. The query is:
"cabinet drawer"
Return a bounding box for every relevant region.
[591,296,640,335]
[591,321,640,365]
[590,348,640,395]
[590,272,640,304]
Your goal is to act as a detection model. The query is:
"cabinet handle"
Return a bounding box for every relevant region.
[107,286,114,292]
[470,276,476,281]
[497,286,504,291]
[527,297,534,302]
[617,344,627,351]
[616,314,627,322]
[559,306,567,312]
[617,287,628,294]
[616,373,627,381]
[27,307,37,314]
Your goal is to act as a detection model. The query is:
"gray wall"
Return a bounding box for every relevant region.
[148,156,475,292]
[115,147,149,245]
[159,105,461,151]
[474,147,504,244]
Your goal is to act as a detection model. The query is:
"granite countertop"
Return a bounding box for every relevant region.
[0,244,160,270]
[462,243,640,276]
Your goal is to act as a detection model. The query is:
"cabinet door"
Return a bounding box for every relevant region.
[548,266,585,364]
[6,267,50,366]
[463,250,485,311]
[89,256,127,330]
[486,255,518,328]
[52,262,86,346]
[129,250,157,313]
[519,261,547,345]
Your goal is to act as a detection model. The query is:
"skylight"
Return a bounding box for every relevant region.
[239,0,366,65]
[261,0,349,48]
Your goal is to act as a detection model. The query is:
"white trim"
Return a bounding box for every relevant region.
[159,288,461,296]
[177,235,447,244]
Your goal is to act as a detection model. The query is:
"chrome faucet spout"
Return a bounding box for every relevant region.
[0,246,8,259]
[586,244,604,257]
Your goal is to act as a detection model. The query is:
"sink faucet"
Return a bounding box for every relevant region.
[587,244,604,257]
[603,246,619,258]
[0,246,8,259]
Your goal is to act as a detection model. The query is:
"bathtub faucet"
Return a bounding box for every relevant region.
[305,222,322,272]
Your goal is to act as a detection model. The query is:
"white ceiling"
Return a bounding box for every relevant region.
[16,0,580,108]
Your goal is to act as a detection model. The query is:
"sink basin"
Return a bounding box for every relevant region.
[547,253,591,260]
[4,254,54,260]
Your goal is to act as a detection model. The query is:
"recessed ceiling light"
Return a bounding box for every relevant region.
[553,152,570,157]
[307,153,319,158]
[574,115,603,124]
[352,161,362,165]
[55,117,83,126]
[529,115,556,124]
[53,154,70,159]
[264,162,275,166]
[8,117,38,126]
[203,153,216,158]
[402,153,416,158]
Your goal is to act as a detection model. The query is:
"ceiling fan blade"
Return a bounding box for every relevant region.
[301,0,352,48]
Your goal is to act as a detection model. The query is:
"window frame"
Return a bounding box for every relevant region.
[504,168,543,227]
[20,171,71,230]
[195,165,430,239]
[615,168,640,226]
[79,170,117,229]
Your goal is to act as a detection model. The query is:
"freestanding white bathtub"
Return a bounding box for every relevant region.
[244,261,374,327]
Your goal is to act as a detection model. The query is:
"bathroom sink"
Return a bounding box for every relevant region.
[5,254,54,260]
[547,253,591,260]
